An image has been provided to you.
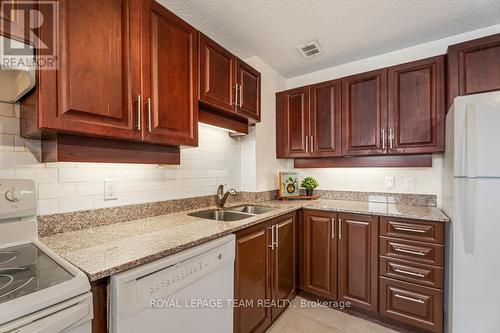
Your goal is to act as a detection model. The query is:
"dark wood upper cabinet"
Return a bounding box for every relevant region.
[342,69,388,156]
[388,55,445,154]
[234,221,273,333]
[198,33,261,127]
[20,0,200,163]
[271,213,296,320]
[141,0,198,146]
[22,0,141,141]
[310,80,342,157]
[338,213,378,312]
[237,60,261,121]
[198,33,236,113]
[302,210,338,300]
[276,87,311,158]
[448,33,500,107]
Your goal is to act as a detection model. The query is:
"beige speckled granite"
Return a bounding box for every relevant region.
[38,190,433,236]
[38,190,278,236]
[40,199,448,282]
[313,190,436,207]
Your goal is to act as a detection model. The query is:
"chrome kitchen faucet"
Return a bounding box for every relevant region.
[216,184,238,208]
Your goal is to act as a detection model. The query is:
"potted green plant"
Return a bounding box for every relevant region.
[301,177,319,196]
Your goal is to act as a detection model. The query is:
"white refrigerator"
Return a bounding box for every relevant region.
[442,91,500,333]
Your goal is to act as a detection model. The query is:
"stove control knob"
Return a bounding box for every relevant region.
[5,188,23,202]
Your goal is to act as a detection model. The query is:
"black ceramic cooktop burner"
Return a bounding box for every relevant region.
[0,251,16,266]
[0,243,73,304]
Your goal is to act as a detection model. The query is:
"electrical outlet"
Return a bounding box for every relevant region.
[384,176,395,189]
[405,177,415,191]
[104,180,118,200]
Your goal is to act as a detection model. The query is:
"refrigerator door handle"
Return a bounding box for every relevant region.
[465,104,477,178]
[464,179,476,254]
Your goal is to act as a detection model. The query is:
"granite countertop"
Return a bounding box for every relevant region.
[40,199,449,281]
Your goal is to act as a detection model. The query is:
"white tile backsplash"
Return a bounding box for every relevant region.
[0,102,243,214]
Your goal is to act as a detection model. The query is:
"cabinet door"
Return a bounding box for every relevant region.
[388,56,445,154]
[310,79,342,157]
[302,210,337,300]
[342,69,388,156]
[142,0,198,146]
[37,0,141,141]
[234,222,273,333]
[271,213,296,320]
[237,60,261,121]
[338,213,378,312]
[447,33,500,107]
[199,33,237,113]
[278,87,310,158]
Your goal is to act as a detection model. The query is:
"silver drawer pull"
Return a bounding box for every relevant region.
[395,293,425,304]
[268,226,275,250]
[394,268,425,278]
[394,247,425,256]
[331,218,336,239]
[394,226,426,233]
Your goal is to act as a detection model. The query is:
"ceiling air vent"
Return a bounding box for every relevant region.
[297,40,323,59]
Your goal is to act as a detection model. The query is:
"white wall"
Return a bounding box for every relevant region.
[242,56,288,191]
[294,155,443,195]
[0,101,241,215]
[283,24,500,206]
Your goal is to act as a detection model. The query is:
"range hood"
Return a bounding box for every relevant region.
[0,36,36,103]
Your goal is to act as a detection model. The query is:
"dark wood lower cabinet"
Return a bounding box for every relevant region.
[338,213,379,312]
[271,213,297,320]
[302,211,378,312]
[234,213,296,333]
[302,210,338,299]
[234,220,273,333]
[379,218,445,332]
[90,278,109,333]
[379,277,443,333]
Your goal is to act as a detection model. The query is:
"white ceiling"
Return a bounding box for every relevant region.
[158,0,500,78]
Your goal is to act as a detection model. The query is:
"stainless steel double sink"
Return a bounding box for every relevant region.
[188,205,275,221]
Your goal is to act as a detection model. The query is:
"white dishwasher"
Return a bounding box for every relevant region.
[110,235,235,333]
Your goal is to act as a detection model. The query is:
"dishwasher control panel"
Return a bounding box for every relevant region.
[110,235,235,322]
[147,258,209,296]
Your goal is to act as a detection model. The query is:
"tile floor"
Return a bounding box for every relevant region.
[266,296,399,333]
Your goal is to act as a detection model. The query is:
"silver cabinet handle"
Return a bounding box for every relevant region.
[338,218,342,240]
[394,226,426,234]
[275,224,279,248]
[147,97,152,132]
[382,129,386,149]
[331,218,336,239]
[239,84,243,107]
[137,95,142,131]
[310,136,314,152]
[268,226,275,250]
[394,247,425,256]
[394,293,424,304]
[394,268,425,278]
[389,128,394,149]
[234,85,238,108]
[305,136,309,153]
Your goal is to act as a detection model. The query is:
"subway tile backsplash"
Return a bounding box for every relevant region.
[0,102,243,215]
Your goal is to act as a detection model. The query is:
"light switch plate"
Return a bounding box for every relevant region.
[384,176,395,189]
[104,180,118,200]
[405,177,415,191]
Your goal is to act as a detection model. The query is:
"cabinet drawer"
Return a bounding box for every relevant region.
[379,237,444,266]
[379,256,444,289]
[380,277,443,333]
[380,217,444,244]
